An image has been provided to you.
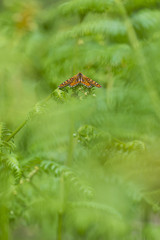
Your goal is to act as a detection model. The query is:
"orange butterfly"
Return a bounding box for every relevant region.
[58,72,102,88]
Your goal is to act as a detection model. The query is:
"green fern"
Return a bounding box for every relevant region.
[132,10,160,30]
[58,0,114,16]
[0,123,15,152]
[1,155,22,184]
[69,201,122,219]
[40,160,93,198]
[1,0,160,239]
[113,138,145,153]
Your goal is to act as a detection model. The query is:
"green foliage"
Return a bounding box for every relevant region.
[1,155,22,184]
[0,123,21,184]
[40,160,93,198]
[0,0,160,239]
[0,123,15,152]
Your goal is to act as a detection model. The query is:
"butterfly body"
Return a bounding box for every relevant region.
[58,72,102,88]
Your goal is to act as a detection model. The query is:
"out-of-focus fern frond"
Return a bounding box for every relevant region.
[1,155,22,184]
[132,10,160,30]
[125,0,159,14]
[40,160,93,198]
[69,201,122,219]
[113,139,145,153]
[0,122,15,152]
[54,9,160,43]
[55,19,127,41]
[58,0,114,16]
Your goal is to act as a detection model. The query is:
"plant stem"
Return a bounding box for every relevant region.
[57,174,64,240]
[57,212,62,240]
[6,120,28,142]
[0,204,9,240]
[5,91,54,143]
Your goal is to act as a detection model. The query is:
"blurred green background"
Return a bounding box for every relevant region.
[1,0,160,239]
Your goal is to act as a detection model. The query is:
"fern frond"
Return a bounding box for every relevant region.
[0,122,11,139]
[58,0,113,16]
[113,139,145,153]
[55,18,127,41]
[132,10,160,30]
[0,122,15,152]
[1,155,22,184]
[106,44,132,66]
[125,0,160,14]
[55,11,160,43]
[40,160,93,198]
[69,201,122,219]
[144,189,160,211]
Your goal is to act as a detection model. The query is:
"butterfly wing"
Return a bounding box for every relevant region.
[69,75,79,87]
[82,74,102,88]
[80,75,92,88]
[58,74,80,88]
[58,78,72,88]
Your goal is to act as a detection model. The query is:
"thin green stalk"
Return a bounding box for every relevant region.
[57,174,64,240]
[6,120,28,142]
[0,204,9,240]
[57,212,63,240]
[5,91,54,143]
[67,118,74,167]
